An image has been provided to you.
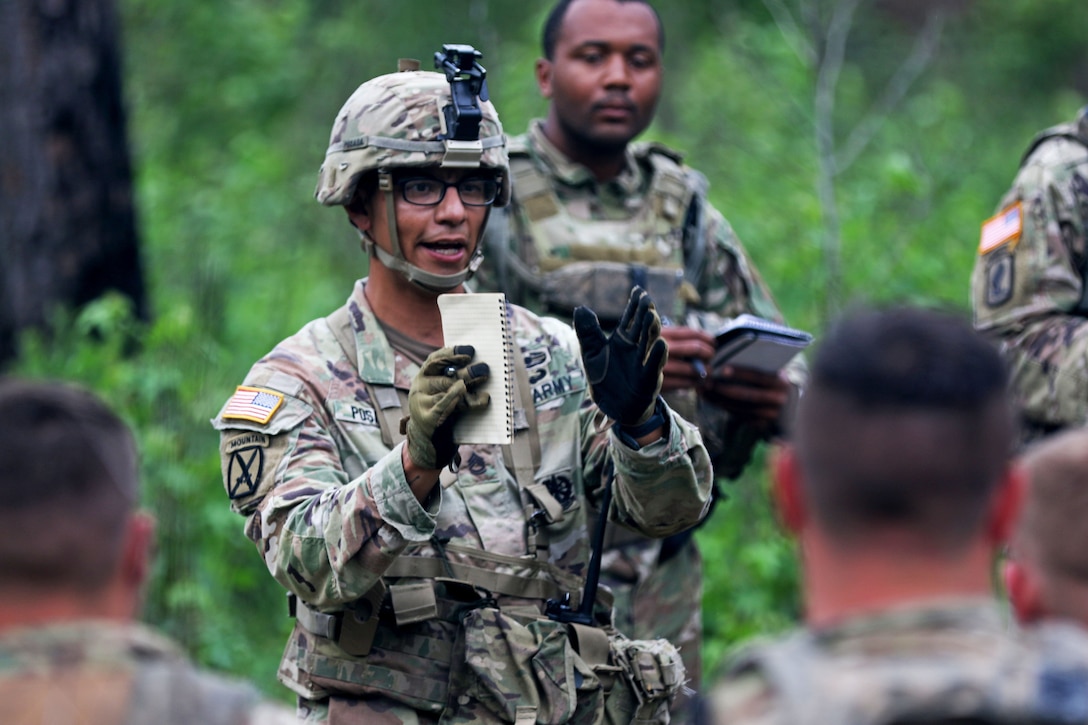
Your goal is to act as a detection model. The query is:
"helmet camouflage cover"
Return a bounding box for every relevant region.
[315,69,509,207]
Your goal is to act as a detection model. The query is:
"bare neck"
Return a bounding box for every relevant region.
[800,529,997,627]
[364,263,456,347]
[1042,574,1088,631]
[0,589,134,635]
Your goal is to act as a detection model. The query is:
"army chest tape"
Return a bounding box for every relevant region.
[288,305,601,656]
[487,139,709,322]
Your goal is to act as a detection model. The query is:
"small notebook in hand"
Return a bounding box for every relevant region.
[437,292,515,445]
[711,314,813,374]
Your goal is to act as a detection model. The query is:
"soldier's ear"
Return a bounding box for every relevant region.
[986,461,1027,546]
[1004,558,1045,625]
[345,202,372,234]
[120,510,156,592]
[771,443,806,535]
[535,58,554,98]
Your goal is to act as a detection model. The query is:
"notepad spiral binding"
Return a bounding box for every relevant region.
[499,295,515,438]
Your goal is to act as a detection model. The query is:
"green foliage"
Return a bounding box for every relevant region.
[11,0,1086,698]
[13,294,293,697]
[697,457,800,680]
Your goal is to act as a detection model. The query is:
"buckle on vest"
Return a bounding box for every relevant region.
[288,590,382,657]
[288,592,341,641]
[389,581,439,626]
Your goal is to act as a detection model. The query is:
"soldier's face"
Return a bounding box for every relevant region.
[537,0,662,153]
[349,168,490,279]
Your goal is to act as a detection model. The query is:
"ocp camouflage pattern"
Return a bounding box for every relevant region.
[473,120,807,717]
[315,70,507,207]
[971,106,1088,439]
[707,600,1088,725]
[212,280,712,723]
[0,620,298,725]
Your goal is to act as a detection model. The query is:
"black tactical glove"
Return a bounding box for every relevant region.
[574,286,668,428]
[403,345,490,470]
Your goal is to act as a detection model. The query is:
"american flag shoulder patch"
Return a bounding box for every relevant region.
[222,386,285,424]
[979,202,1023,254]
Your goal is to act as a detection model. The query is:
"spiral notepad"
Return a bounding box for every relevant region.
[437,292,515,445]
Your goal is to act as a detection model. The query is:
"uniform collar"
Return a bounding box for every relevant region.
[526,119,644,197]
[346,279,398,386]
[808,597,1005,644]
[0,620,182,664]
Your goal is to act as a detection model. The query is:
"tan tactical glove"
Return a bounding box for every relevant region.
[402,345,490,470]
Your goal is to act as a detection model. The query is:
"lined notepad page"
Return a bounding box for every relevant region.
[437,292,515,445]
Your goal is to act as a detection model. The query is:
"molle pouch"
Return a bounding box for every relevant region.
[540,262,684,324]
[603,635,685,725]
[445,607,603,724]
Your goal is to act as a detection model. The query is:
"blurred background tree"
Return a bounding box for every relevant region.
[1,0,145,366]
[4,0,1086,698]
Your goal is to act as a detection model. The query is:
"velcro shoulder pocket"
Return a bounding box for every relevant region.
[212,371,313,514]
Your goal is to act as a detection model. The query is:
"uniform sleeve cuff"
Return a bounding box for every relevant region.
[615,398,667,449]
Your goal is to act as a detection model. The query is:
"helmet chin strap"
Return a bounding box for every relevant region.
[361,171,482,294]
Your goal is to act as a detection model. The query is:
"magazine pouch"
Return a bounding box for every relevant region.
[443,607,603,723]
[602,633,685,725]
[443,607,683,724]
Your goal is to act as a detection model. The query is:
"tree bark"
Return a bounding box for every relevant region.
[0,0,145,367]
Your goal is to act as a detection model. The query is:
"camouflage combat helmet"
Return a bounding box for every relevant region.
[316,47,508,293]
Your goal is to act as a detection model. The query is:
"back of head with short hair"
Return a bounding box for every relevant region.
[541,0,666,60]
[0,378,138,594]
[1018,427,1088,581]
[795,306,1015,551]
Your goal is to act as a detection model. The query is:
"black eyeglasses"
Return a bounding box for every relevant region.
[396,176,499,207]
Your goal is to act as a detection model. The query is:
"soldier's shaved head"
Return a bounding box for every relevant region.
[542,0,665,60]
[795,306,1016,552]
[0,379,138,594]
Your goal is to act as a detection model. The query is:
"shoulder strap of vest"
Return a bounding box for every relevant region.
[325,305,547,498]
[634,142,709,288]
[326,305,407,448]
[635,142,693,225]
[681,168,710,289]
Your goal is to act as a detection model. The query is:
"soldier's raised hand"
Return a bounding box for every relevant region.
[403,345,490,470]
[574,286,668,428]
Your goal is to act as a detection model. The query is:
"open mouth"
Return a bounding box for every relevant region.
[420,241,466,258]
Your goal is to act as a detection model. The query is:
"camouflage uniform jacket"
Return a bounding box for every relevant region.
[0,620,297,725]
[970,106,1088,440]
[476,119,806,476]
[706,599,1088,725]
[474,122,805,714]
[212,280,712,723]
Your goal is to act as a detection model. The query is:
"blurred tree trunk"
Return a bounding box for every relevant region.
[0,0,145,368]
